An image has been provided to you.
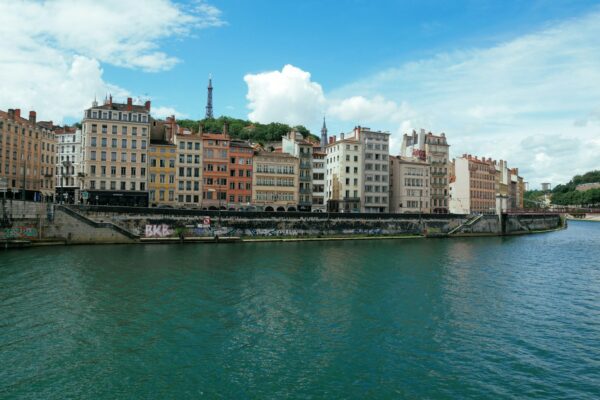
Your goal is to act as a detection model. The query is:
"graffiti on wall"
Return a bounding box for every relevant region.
[144,224,173,238]
[1,225,38,239]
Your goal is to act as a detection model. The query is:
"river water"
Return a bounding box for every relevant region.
[1,221,599,399]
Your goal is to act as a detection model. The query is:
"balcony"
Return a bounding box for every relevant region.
[299,175,311,182]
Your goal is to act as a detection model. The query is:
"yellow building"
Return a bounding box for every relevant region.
[148,142,177,207]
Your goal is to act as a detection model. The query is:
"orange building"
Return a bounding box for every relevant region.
[201,127,230,209]
[228,139,253,210]
[0,108,56,201]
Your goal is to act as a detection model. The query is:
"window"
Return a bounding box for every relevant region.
[90,151,96,161]
[122,139,127,148]
[132,140,137,149]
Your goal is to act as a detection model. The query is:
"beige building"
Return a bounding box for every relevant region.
[252,151,299,211]
[325,132,362,212]
[312,147,326,212]
[401,129,450,213]
[0,108,56,201]
[282,130,313,211]
[174,131,203,207]
[81,97,151,206]
[389,156,430,213]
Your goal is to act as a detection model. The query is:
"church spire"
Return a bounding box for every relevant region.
[205,74,214,119]
[320,116,328,150]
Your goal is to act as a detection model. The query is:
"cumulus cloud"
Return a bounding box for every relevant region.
[0,0,224,123]
[244,65,326,126]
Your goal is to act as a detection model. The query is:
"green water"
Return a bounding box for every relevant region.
[1,221,599,399]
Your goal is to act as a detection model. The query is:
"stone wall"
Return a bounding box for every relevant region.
[2,202,564,244]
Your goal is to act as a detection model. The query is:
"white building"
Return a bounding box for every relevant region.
[325,131,362,212]
[55,128,83,203]
[357,126,390,213]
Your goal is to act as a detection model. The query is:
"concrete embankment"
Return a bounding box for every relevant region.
[0,201,566,247]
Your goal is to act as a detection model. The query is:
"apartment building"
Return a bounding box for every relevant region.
[424,133,450,213]
[252,151,299,211]
[389,156,430,213]
[201,129,229,209]
[312,147,326,212]
[228,140,253,210]
[325,132,362,212]
[81,97,150,206]
[0,108,56,201]
[55,127,83,203]
[450,155,497,214]
[174,132,202,207]
[282,130,313,211]
[356,126,390,213]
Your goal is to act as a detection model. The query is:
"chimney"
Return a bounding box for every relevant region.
[127,97,133,111]
[340,132,345,140]
[223,121,229,136]
[109,94,112,106]
[29,111,36,124]
[144,100,151,111]
[7,109,14,119]
[15,109,21,119]
[333,135,337,143]
[328,137,333,144]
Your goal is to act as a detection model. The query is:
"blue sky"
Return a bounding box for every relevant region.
[1,0,600,186]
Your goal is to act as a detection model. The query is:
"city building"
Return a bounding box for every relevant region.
[201,127,229,209]
[450,155,499,214]
[312,147,326,212]
[81,96,151,206]
[325,131,362,212]
[148,118,178,207]
[228,139,253,210]
[0,108,56,201]
[401,129,450,213]
[389,156,430,213]
[576,182,600,191]
[282,129,313,211]
[356,126,390,213]
[174,130,203,207]
[55,127,83,203]
[252,151,299,211]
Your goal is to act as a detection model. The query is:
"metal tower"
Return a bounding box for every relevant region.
[205,75,214,119]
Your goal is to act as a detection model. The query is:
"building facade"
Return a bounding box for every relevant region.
[325,132,362,212]
[356,126,390,213]
[0,108,56,201]
[228,140,253,210]
[311,147,326,212]
[450,155,498,214]
[148,142,177,207]
[389,156,430,213]
[174,132,202,207]
[201,130,229,209]
[55,127,83,203]
[282,130,313,211]
[252,151,299,211]
[81,97,150,206]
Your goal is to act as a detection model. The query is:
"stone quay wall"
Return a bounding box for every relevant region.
[1,202,564,244]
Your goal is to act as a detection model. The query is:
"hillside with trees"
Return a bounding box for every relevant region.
[524,170,600,207]
[177,116,319,144]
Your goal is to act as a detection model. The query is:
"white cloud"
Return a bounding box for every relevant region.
[0,0,224,123]
[326,10,600,187]
[244,65,326,126]
[152,106,188,120]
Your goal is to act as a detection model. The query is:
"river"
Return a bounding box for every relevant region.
[1,220,599,399]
